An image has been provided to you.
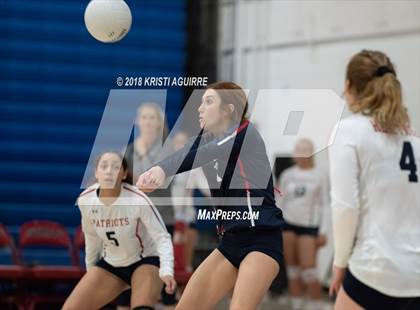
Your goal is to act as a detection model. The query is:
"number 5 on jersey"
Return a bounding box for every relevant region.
[106,231,120,246]
[400,141,418,183]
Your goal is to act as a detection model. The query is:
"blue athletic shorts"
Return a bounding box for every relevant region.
[217,228,283,269]
[343,270,420,310]
[282,221,319,236]
[96,256,160,285]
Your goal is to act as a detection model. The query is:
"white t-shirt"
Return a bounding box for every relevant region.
[329,114,420,297]
[277,166,329,232]
[77,183,174,278]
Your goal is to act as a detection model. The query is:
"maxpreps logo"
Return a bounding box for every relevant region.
[197,209,260,221]
[79,88,345,203]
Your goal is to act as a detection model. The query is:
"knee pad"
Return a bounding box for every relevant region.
[286,266,300,280]
[301,267,318,283]
[132,306,154,310]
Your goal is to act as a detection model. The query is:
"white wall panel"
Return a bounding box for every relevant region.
[219,2,235,51]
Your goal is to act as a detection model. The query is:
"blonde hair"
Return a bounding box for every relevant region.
[137,102,169,140]
[294,138,314,158]
[346,50,409,134]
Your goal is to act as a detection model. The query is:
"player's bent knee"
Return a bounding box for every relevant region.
[301,267,318,283]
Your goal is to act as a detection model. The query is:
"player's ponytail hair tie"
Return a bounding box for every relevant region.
[375,66,394,77]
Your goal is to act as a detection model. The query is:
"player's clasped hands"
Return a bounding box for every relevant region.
[136,166,166,192]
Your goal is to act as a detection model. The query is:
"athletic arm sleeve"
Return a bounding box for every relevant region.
[328,122,360,268]
[138,197,174,278]
[78,202,102,270]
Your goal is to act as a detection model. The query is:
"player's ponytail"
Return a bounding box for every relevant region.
[346,50,409,134]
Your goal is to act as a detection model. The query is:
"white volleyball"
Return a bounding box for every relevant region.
[84,0,132,43]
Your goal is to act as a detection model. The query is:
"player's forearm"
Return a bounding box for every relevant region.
[158,132,236,178]
[156,232,174,277]
[155,134,202,177]
[331,197,359,267]
[329,134,360,267]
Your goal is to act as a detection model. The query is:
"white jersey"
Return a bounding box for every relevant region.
[172,168,209,224]
[277,166,329,232]
[329,114,420,297]
[77,183,174,278]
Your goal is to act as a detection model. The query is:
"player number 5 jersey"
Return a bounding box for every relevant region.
[77,183,174,278]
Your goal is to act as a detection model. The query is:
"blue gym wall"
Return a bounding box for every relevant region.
[0,0,187,236]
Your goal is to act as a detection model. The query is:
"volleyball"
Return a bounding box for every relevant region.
[84,0,132,43]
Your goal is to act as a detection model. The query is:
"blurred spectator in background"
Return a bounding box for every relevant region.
[277,138,331,310]
[121,103,176,310]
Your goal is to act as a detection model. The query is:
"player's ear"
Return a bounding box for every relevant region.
[228,103,235,114]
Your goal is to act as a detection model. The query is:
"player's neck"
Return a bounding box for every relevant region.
[211,119,234,137]
[98,185,122,205]
[297,162,314,170]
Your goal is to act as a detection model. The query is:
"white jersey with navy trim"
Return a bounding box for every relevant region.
[77,183,174,278]
[329,114,420,297]
[277,166,329,232]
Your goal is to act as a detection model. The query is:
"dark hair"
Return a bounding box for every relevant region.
[346,49,409,134]
[95,151,132,184]
[206,81,249,124]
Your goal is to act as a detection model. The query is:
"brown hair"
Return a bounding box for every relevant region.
[206,81,249,124]
[346,50,409,134]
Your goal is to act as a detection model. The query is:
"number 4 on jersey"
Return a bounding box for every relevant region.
[400,142,418,183]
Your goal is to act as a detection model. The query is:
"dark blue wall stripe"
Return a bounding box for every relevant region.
[0,0,187,226]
